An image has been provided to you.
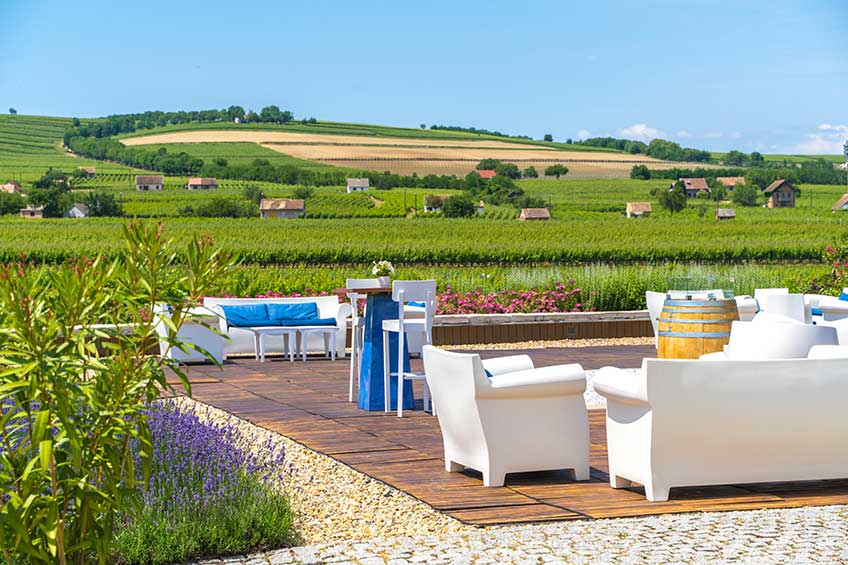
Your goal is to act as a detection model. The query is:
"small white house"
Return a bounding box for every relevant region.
[20,205,44,219]
[186,177,218,190]
[475,200,486,215]
[260,198,305,219]
[135,175,163,191]
[626,202,652,218]
[1,181,22,194]
[65,203,90,218]
[346,178,370,193]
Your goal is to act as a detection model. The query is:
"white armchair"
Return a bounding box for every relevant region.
[422,346,590,487]
[818,289,848,321]
[700,320,838,360]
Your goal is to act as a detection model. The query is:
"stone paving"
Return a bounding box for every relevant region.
[194,503,848,564]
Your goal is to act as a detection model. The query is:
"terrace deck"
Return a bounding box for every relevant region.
[172,345,848,526]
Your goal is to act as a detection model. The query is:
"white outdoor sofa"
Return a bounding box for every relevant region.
[817,288,848,321]
[154,305,224,364]
[594,357,848,501]
[204,296,351,359]
[422,345,590,487]
[699,320,838,360]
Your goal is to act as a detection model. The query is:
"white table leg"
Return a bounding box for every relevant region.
[259,333,266,363]
[287,332,295,363]
[330,331,337,362]
[323,333,330,359]
[253,332,260,361]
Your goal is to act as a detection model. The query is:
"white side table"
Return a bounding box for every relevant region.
[298,326,337,362]
[249,326,298,363]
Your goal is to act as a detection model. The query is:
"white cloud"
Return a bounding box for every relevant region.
[676,130,691,139]
[729,131,742,140]
[615,123,663,142]
[576,129,591,139]
[704,132,723,139]
[790,123,847,154]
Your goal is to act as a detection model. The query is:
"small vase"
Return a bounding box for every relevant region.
[377,276,391,288]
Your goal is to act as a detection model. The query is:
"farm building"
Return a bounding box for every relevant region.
[77,166,96,178]
[519,208,551,221]
[716,176,744,189]
[136,175,163,191]
[346,178,369,193]
[423,194,449,213]
[477,169,497,179]
[475,200,486,215]
[716,208,736,220]
[20,205,44,219]
[1,181,22,194]
[64,203,90,218]
[260,198,305,219]
[831,194,848,212]
[679,178,710,198]
[763,179,798,208]
[186,177,218,190]
[625,202,652,218]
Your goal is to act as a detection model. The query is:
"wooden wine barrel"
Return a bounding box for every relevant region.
[657,298,739,359]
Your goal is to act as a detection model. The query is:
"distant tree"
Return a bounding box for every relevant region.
[292,185,314,200]
[8,108,16,115]
[544,164,569,179]
[732,183,760,207]
[494,162,521,179]
[442,194,475,218]
[749,151,765,166]
[464,170,484,190]
[213,157,228,167]
[227,105,245,122]
[180,197,250,218]
[565,138,573,144]
[244,110,259,123]
[420,123,426,129]
[543,134,553,142]
[243,184,265,205]
[83,191,123,217]
[33,168,69,190]
[522,166,539,178]
[476,158,502,170]
[723,150,748,167]
[630,164,651,180]
[709,183,728,202]
[0,192,24,215]
[260,105,282,123]
[72,117,81,127]
[657,182,687,215]
[28,188,70,218]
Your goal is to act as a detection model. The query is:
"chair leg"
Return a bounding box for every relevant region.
[446,460,463,472]
[483,467,506,488]
[610,474,632,488]
[330,331,337,362]
[397,330,405,418]
[259,333,266,363]
[382,330,390,413]
[423,381,430,414]
[644,481,670,502]
[288,333,295,363]
[348,328,356,402]
[323,333,330,359]
[300,332,307,362]
[253,333,260,361]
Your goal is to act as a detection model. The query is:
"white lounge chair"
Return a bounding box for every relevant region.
[422,345,590,487]
[700,320,838,360]
[594,357,848,501]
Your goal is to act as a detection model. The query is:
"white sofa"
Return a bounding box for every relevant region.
[820,317,848,345]
[700,320,838,360]
[818,289,848,321]
[154,305,224,364]
[594,357,848,501]
[422,345,590,487]
[204,296,351,359]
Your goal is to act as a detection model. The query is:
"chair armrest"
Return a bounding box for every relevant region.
[207,305,228,332]
[335,303,353,326]
[593,366,648,407]
[698,351,727,361]
[808,345,848,359]
[481,354,535,376]
[483,364,585,399]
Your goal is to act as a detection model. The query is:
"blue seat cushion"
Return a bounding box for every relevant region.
[812,307,823,317]
[279,317,337,327]
[267,302,319,322]
[220,304,273,327]
[839,292,848,301]
[408,301,426,308]
[484,369,494,379]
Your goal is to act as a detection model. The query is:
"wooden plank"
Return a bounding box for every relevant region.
[447,504,583,525]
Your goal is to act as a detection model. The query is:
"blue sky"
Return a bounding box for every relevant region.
[2,0,846,154]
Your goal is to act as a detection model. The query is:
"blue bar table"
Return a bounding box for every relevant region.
[356,289,415,411]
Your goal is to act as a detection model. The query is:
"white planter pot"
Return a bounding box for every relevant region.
[377,276,391,288]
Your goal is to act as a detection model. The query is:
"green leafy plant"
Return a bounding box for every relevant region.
[0,221,231,564]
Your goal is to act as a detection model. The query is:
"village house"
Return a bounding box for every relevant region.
[475,200,486,215]
[20,205,44,219]
[763,179,798,209]
[518,208,551,221]
[831,193,848,212]
[625,202,652,218]
[259,198,305,219]
[65,203,90,218]
[716,208,736,220]
[1,181,22,194]
[476,169,497,179]
[135,175,164,191]
[346,178,369,193]
[186,177,218,190]
[423,194,450,213]
[716,176,745,189]
[77,166,96,178]
[679,178,710,198]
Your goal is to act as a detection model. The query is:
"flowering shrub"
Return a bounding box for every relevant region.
[114,400,296,564]
[804,240,848,295]
[437,280,589,314]
[371,260,395,277]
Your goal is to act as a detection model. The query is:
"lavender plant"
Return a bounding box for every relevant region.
[114,401,295,564]
[0,222,231,564]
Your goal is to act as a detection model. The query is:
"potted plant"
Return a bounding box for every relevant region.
[372,260,395,287]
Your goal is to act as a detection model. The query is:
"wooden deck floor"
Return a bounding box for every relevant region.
[173,345,848,526]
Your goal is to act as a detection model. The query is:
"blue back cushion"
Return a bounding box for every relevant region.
[220,304,271,327]
[839,292,848,301]
[267,302,319,323]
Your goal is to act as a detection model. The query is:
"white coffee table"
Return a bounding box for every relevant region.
[298,326,338,362]
[250,326,298,363]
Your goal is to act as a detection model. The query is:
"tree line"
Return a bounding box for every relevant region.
[631,158,842,186]
[580,137,711,162]
[428,124,533,140]
[0,168,123,217]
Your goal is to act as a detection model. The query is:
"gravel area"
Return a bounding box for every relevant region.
[447,336,654,350]
[195,504,848,564]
